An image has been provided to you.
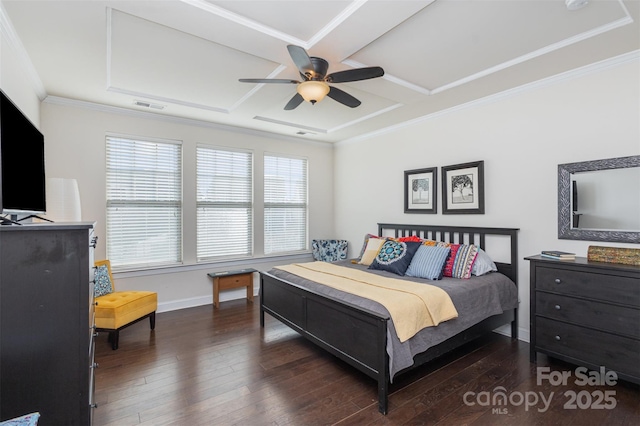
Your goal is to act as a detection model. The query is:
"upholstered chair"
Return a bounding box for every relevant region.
[93,260,157,350]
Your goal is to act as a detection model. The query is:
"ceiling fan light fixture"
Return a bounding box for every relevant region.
[565,0,589,10]
[297,81,330,104]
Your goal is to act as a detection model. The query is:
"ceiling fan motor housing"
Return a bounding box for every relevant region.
[308,57,329,80]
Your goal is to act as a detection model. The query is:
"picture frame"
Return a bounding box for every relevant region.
[404,167,437,214]
[442,160,484,214]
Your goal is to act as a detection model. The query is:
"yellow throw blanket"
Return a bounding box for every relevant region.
[274,262,458,342]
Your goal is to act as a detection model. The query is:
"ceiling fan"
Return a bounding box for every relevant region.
[239,45,384,110]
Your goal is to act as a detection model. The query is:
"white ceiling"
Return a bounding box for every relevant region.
[2,0,639,143]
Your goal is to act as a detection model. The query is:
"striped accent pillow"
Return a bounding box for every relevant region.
[405,245,451,280]
[449,244,479,279]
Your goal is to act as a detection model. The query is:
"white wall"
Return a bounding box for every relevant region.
[333,59,640,342]
[40,101,335,311]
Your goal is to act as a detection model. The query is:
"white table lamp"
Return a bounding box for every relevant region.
[45,178,82,222]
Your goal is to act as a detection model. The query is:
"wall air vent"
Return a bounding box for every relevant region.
[133,100,166,110]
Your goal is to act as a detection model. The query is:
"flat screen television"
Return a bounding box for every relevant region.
[0,89,46,221]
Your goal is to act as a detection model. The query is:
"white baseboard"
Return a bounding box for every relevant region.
[157,287,260,313]
[493,324,530,343]
[157,295,211,313]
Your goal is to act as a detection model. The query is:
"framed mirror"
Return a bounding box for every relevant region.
[558,155,640,243]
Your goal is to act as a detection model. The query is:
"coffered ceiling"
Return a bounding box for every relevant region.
[1,0,638,143]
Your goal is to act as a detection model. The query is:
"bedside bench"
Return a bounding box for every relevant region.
[208,268,256,309]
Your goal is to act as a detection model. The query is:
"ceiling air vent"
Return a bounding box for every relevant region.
[133,100,166,110]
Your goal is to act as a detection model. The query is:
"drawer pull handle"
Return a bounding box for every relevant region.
[555,335,561,341]
[554,278,561,284]
[555,305,561,310]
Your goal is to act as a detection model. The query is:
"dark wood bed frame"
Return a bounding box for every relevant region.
[259,223,519,414]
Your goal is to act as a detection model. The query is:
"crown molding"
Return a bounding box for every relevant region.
[0,2,46,99]
[42,95,333,147]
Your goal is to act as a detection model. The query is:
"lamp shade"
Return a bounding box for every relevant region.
[45,178,82,222]
[296,81,330,104]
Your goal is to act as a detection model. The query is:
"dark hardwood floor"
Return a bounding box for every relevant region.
[93,300,640,425]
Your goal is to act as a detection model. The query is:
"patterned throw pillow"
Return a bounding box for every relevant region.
[357,234,380,262]
[441,244,460,277]
[94,264,113,297]
[405,245,451,280]
[368,240,422,276]
[312,239,348,262]
[0,412,40,426]
[443,244,479,279]
[395,235,422,243]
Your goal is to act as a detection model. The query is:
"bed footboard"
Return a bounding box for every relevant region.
[260,271,392,414]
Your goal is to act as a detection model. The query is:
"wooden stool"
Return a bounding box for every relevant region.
[208,268,256,309]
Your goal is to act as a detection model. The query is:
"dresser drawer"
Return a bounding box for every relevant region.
[536,292,640,339]
[536,266,640,305]
[536,317,640,379]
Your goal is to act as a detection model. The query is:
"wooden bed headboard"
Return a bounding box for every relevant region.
[377,223,519,286]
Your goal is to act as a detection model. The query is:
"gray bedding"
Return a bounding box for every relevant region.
[267,260,518,380]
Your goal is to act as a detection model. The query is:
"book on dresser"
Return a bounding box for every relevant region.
[540,250,576,260]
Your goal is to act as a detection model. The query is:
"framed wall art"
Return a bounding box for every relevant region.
[404,167,437,214]
[442,160,484,214]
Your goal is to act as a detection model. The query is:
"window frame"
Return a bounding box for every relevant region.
[196,144,254,262]
[105,133,183,270]
[263,153,309,255]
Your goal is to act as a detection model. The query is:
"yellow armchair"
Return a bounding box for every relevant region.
[94,260,157,350]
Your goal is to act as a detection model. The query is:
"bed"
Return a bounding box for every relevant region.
[259,223,519,414]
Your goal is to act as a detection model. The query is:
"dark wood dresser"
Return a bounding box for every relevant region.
[0,223,97,425]
[526,255,640,384]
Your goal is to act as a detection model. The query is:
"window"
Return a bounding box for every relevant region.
[264,154,308,254]
[196,146,253,261]
[106,135,182,269]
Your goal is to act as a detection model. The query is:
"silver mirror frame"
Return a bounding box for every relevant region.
[558,155,640,243]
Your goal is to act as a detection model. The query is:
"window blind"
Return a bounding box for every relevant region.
[106,136,182,269]
[264,155,308,254]
[196,146,253,261]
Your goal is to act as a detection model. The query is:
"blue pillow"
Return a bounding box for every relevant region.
[405,245,451,280]
[472,248,497,276]
[94,264,113,297]
[368,240,421,276]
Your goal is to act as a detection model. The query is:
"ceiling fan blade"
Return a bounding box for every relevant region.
[239,78,299,84]
[284,93,304,110]
[326,66,384,83]
[287,45,314,76]
[327,86,361,108]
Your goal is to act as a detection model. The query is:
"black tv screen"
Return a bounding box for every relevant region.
[0,89,46,216]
